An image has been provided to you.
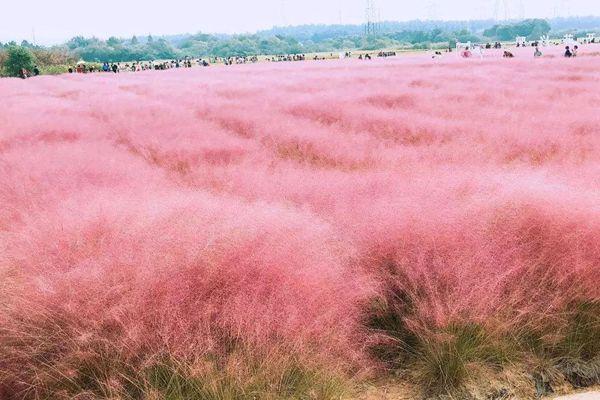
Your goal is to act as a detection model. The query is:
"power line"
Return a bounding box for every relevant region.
[518,0,525,19]
[280,0,288,26]
[494,0,511,21]
[365,0,380,36]
[426,1,439,21]
[562,0,572,17]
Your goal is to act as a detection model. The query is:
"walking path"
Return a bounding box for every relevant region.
[552,392,600,399]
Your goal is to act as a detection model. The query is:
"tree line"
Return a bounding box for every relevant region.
[1,16,599,77]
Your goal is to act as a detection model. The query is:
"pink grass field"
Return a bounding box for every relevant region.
[1,45,599,398]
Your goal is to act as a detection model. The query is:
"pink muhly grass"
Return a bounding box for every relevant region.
[1,45,599,396]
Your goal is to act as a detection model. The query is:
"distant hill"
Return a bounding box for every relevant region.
[255,16,600,40]
[127,16,600,47]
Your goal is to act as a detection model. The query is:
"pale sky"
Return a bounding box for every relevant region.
[2,0,599,45]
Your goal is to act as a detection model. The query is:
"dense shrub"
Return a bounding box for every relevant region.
[1,45,36,77]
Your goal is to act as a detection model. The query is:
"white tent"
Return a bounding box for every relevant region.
[563,34,577,46]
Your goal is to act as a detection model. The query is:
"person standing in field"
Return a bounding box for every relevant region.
[534,47,543,57]
[572,45,579,57]
[564,46,573,57]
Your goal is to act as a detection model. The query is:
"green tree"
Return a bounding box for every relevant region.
[2,46,36,77]
[107,36,122,47]
[484,19,551,41]
[66,36,91,49]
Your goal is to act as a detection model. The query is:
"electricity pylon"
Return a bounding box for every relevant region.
[494,0,511,20]
[365,0,379,36]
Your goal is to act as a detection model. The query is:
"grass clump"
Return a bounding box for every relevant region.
[1,351,349,400]
[366,297,600,396]
[365,295,420,366]
[142,356,349,400]
[414,323,511,394]
[561,301,600,361]
[366,295,513,396]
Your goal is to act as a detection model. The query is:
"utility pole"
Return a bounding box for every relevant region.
[365,0,379,36]
[280,0,288,26]
[518,0,525,19]
[426,1,439,21]
[562,0,571,17]
[494,0,511,21]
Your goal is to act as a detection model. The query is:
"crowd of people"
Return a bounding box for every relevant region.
[14,38,596,79]
[63,54,310,74]
[66,57,212,74]
[455,40,586,60]
[268,54,306,62]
